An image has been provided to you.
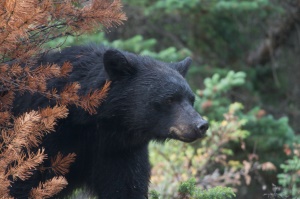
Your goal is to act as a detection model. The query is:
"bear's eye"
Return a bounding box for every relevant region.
[165,96,176,105]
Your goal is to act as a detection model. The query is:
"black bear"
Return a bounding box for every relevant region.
[11,45,208,199]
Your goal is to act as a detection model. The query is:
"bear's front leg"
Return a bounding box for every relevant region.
[88,145,150,199]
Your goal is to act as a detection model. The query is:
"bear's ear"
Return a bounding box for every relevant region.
[103,49,136,80]
[172,57,192,77]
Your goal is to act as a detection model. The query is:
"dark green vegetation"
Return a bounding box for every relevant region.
[48,1,300,198]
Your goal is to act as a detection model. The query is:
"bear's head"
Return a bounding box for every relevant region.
[102,49,208,145]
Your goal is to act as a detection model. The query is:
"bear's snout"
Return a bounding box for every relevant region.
[169,119,208,143]
[196,119,209,135]
[167,101,209,142]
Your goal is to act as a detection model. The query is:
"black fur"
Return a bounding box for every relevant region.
[11,45,208,199]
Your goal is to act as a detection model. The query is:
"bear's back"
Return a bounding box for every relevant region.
[41,45,109,95]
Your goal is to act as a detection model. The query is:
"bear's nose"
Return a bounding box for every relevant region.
[197,120,209,134]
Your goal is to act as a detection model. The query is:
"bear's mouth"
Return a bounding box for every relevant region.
[169,126,202,143]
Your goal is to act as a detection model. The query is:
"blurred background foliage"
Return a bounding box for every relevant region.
[48,0,300,198]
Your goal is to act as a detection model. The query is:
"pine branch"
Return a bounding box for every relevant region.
[0,62,73,102]
[0,176,13,199]
[0,111,11,127]
[50,152,76,176]
[39,105,69,133]
[0,62,69,94]
[60,61,73,77]
[29,176,68,199]
[0,90,14,106]
[0,0,126,62]
[0,0,125,197]
[0,106,69,197]
[58,82,81,106]
[13,110,42,149]
[80,81,111,114]
[9,149,46,181]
